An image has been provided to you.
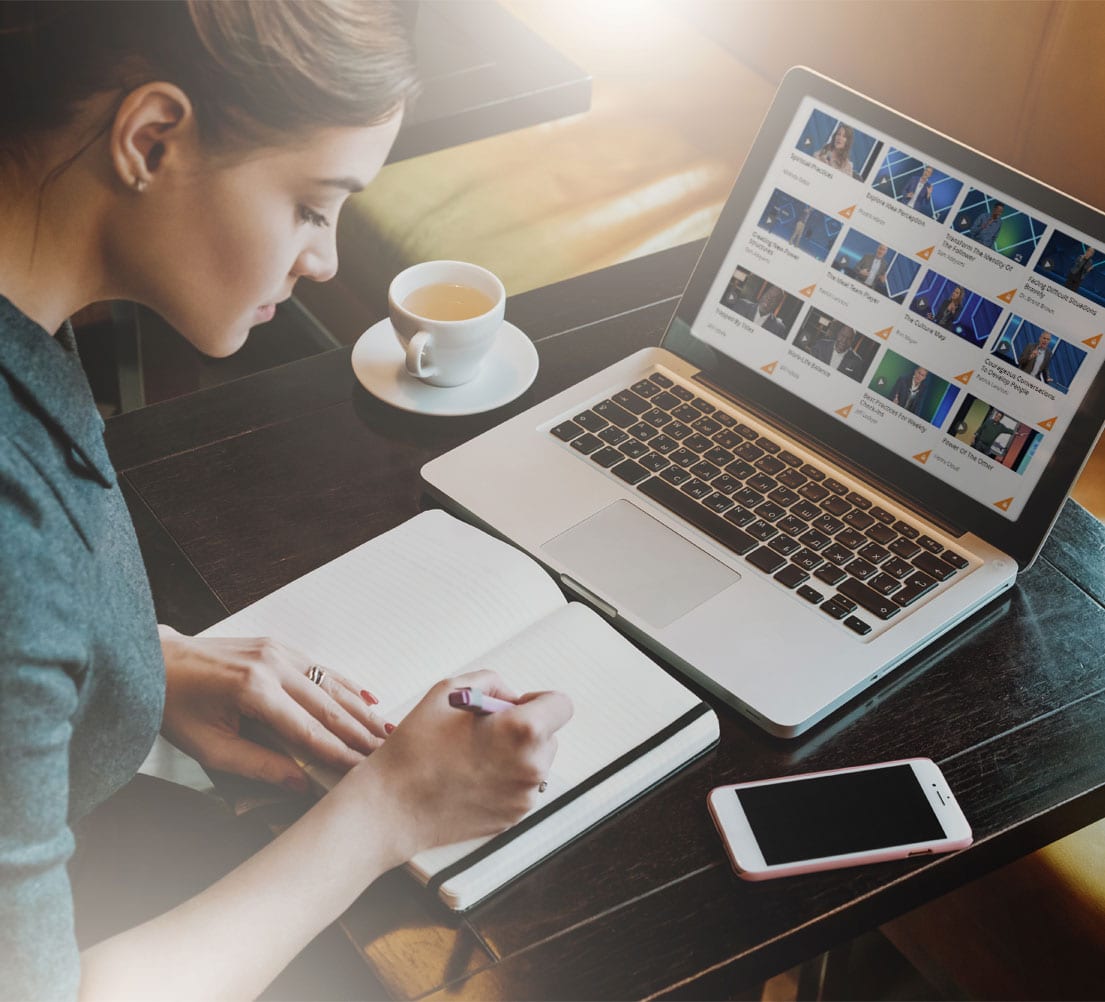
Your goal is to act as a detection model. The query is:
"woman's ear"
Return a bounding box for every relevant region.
[109,82,193,193]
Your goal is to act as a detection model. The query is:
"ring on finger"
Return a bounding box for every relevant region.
[307,664,327,687]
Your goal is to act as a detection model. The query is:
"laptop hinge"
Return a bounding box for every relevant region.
[691,371,967,539]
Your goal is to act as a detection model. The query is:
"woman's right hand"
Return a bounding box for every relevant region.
[353,669,573,863]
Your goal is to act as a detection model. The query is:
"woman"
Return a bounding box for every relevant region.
[0,3,571,999]
[933,284,964,328]
[814,123,855,175]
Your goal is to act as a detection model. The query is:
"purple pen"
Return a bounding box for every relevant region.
[448,686,516,714]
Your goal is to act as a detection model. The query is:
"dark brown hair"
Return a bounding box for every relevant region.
[0,0,418,164]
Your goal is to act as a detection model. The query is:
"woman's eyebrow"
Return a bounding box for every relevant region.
[312,176,365,194]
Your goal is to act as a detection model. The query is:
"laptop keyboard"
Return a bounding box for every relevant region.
[549,371,970,637]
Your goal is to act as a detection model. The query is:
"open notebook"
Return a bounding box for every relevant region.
[200,510,719,910]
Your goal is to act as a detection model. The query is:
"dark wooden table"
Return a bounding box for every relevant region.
[105,243,1105,1001]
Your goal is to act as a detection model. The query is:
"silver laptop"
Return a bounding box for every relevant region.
[422,68,1105,737]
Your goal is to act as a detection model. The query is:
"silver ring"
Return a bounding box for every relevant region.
[307,665,326,687]
[538,780,548,794]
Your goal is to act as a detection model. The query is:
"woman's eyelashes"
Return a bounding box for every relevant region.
[297,205,331,228]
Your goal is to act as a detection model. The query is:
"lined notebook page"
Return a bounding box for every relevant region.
[409,601,707,880]
[200,510,565,709]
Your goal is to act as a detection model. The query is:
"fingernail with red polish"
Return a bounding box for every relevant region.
[283,775,309,795]
[360,689,379,705]
[384,722,396,734]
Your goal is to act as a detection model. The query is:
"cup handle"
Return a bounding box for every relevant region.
[405,330,436,378]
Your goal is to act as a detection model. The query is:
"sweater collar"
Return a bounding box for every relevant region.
[0,294,117,488]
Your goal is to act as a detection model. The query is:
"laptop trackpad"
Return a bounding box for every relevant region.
[542,500,740,628]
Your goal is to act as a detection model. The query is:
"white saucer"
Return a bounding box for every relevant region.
[351,318,539,416]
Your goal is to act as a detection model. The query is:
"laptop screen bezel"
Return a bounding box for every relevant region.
[662,66,1105,570]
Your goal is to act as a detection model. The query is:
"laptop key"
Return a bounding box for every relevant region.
[648,373,674,388]
[612,389,652,415]
[631,378,661,398]
[736,422,758,439]
[735,487,765,508]
[791,500,821,522]
[812,514,844,536]
[712,474,741,495]
[681,478,712,500]
[844,616,872,636]
[917,534,944,555]
[884,557,914,579]
[774,564,809,589]
[747,520,778,541]
[797,585,824,605]
[712,430,743,450]
[777,515,808,538]
[638,477,757,555]
[791,548,823,572]
[651,434,678,454]
[865,522,897,545]
[756,455,786,476]
[836,528,866,550]
[684,433,714,453]
[612,459,650,485]
[869,573,903,597]
[821,494,852,517]
[846,492,872,510]
[943,550,969,570]
[823,543,854,566]
[815,564,847,586]
[724,505,755,527]
[778,450,803,468]
[671,385,695,402]
[671,448,698,468]
[570,433,603,455]
[748,473,776,494]
[620,439,650,459]
[798,482,829,502]
[639,452,669,473]
[671,404,702,424]
[692,417,722,436]
[748,546,786,574]
[574,410,607,432]
[551,420,583,442]
[777,467,808,490]
[591,446,623,468]
[642,408,672,428]
[820,597,852,620]
[823,477,848,495]
[650,391,681,410]
[895,575,938,607]
[893,520,920,539]
[798,528,831,551]
[800,464,826,481]
[827,595,857,615]
[704,446,735,466]
[869,505,895,525]
[770,534,801,556]
[725,459,756,480]
[735,441,765,461]
[629,421,659,441]
[843,509,875,530]
[754,501,786,522]
[692,397,715,414]
[659,465,691,486]
[913,552,957,581]
[713,411,736,428]
[665,420,693,440]
[889,537,921,559]
[704,492,734,514]
[598,426,629,446]
[845,557,877,580]
[858,542,890,564]
[690,460,721,481]
[756,437,781,454]
[837,577,901,620]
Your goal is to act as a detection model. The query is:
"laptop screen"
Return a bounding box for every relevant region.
[667,69,1105,567]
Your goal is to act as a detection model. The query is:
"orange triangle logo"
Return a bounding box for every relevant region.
[994,497,1014,511]
[874,326,893,340]
[917,246,935,260]
[1038,416,1057,431]
[799,284,816,298]
[954,370,974,384]
[1083,334,1102,349]
[761,360,778,375]
[913,450,932,465]
[836,404,852,418]
[839,205,856,218]
[997,289,1017,304]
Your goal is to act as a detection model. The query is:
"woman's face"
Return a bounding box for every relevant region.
[113,113,402,357]
[834,128,847,149]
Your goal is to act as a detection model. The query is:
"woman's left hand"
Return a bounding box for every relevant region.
[158,625,388,792]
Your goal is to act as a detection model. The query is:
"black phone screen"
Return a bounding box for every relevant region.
[735,764,946,864]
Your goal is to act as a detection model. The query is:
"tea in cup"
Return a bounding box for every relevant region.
[388,261,506,387]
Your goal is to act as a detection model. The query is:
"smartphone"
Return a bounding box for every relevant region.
[707,758,972,881]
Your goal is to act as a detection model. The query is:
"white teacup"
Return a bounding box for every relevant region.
[388,260,506,387]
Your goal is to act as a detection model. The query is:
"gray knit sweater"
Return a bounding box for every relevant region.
[0,295,164,1000]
